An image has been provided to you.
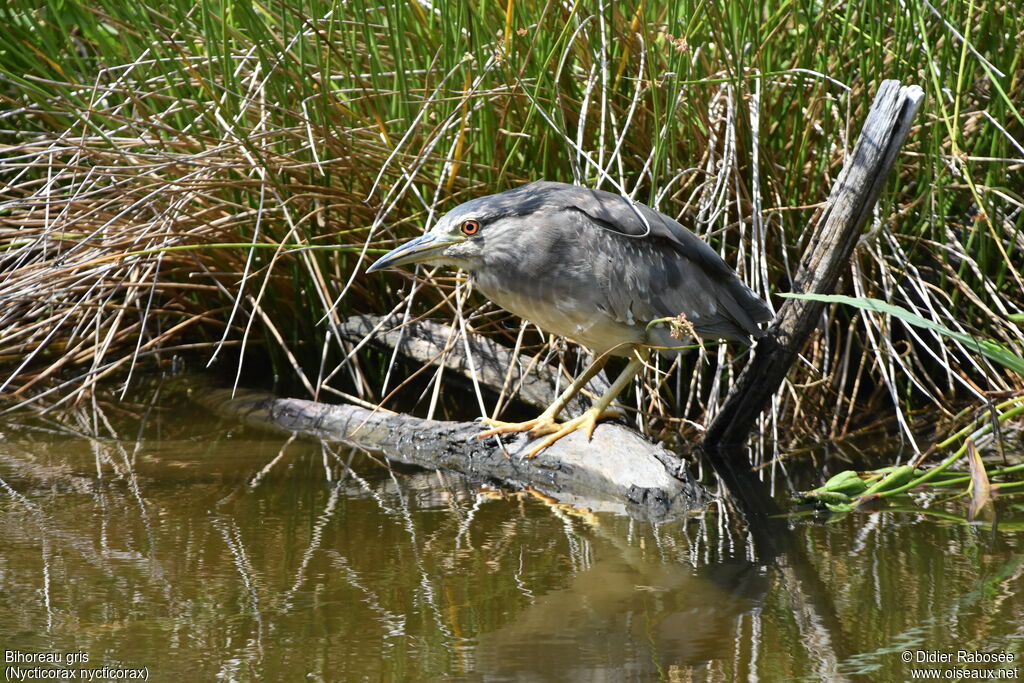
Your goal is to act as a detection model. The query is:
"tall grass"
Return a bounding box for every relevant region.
[1,0,1021,452]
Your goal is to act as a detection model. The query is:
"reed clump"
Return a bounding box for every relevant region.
[1,1,1021,451]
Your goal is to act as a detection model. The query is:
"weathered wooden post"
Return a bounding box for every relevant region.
[703,80,925,451]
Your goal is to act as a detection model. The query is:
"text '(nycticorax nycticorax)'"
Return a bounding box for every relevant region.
[367,181,772,457]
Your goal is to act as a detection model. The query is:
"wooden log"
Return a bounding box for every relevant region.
[337,314,610,418]
[198,387,708,522]
[703,80,925,451]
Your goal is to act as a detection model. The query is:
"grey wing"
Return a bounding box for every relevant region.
[586,230,755,343]
[564,186,772,340]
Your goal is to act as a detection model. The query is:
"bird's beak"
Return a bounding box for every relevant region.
[366,233,465,273]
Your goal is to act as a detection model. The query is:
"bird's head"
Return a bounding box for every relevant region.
[365,208,484,274]
[365,184,556,276]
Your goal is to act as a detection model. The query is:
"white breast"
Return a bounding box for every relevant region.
[479,286,644,356]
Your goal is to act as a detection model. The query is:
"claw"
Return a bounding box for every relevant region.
[477,415,560,439]
[480,407,621,458]
[477,349,646,459]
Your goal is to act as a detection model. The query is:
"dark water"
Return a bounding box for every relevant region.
[0,398,1021,682]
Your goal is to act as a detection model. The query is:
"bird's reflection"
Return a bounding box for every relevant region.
[438,485,769,680]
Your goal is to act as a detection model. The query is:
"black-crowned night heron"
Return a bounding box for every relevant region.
[367,181,772,457]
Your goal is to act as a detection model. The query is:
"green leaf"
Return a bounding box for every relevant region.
[781,293,1024,377]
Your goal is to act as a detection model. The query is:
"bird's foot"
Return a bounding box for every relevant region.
[477,414,562,439]
[478,406,622,458]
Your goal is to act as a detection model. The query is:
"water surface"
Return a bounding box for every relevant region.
[0,397,1021,681]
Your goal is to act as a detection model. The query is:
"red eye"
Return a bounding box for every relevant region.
[460,219,480,236]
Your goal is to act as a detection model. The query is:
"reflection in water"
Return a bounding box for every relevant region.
[0,396,1021,682]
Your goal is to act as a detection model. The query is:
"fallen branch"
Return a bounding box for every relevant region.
[197,386,707,521]
[337,314,610,418]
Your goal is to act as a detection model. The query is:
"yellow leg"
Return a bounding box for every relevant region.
[480,348,649,458]
[478,353,611,438]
